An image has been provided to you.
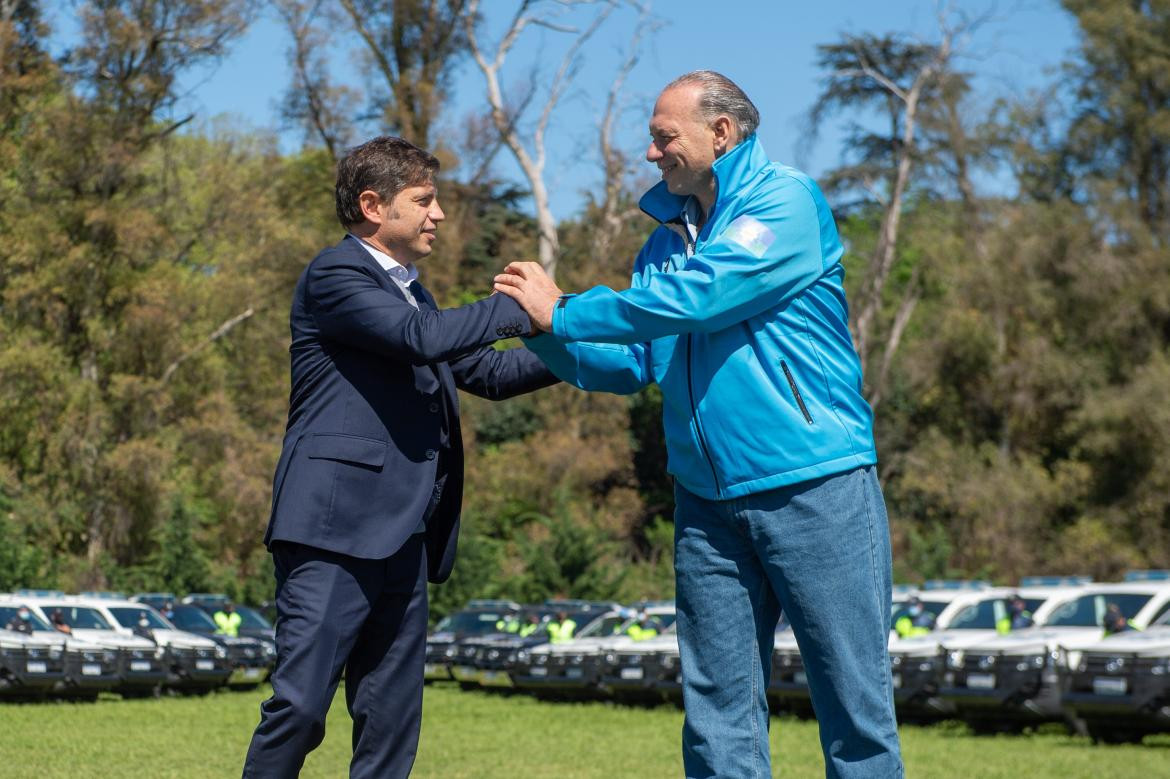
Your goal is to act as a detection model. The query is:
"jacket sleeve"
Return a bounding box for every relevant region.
[551,176,827,345]
[306,253,530,364]
[522,334,653,396]
[447,343,560,400]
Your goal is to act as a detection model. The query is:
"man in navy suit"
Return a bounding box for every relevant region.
[243,136,557,778]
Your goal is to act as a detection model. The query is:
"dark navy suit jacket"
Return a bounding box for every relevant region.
[264,235,556,582]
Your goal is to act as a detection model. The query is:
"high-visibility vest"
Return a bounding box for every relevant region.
[518,623,538,637]
[547,619,577,643]
[214,610,242,637]
[496,617,520,633]
[627,624,659,641]
[894,615,930,639]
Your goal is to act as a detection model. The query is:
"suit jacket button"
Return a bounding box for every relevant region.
[496,327,504,335]
[429,403,440,413]
[425,449,437,460]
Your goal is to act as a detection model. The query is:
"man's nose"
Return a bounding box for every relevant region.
[430,199,446,222]
[646,141,663,163]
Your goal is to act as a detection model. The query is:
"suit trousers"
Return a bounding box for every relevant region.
[242,534,428,779]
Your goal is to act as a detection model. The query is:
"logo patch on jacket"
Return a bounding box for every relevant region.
[724,215,775,259]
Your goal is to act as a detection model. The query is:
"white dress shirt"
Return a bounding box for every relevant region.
[349,233,421,309]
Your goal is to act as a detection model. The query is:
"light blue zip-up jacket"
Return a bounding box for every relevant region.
[525,135,876,500]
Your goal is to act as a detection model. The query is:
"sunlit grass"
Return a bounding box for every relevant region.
[0,683,1166,778]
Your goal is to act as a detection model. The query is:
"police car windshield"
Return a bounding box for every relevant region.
[169,606,217,631]
[109,607,171,629]
[234,606,272,629]
[438,611,509,634]
[1,606,52,630]
[1044,593,1153,627]
[40,605,112,629]
[890,600,947,630]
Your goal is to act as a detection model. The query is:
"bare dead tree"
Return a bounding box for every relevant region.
[592,1,658,267]
[811,6,982,412]
[275,0,356,159]
[337,0,468,150]
[464,0,619,279]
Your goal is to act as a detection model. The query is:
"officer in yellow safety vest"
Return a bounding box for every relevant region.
[626,612,660,642]
[894,597,934,639]
[996,594,1034,634]
[495,614,521,633]
[518,613,541,638]
[1103,603,1140,638]
[214,602,242,637]
[546,611,577,643]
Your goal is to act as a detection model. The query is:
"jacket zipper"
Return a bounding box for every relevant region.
[687,334,722,496]
[781,360,814,425]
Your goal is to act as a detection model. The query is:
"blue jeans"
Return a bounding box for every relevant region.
[674,466,903,779]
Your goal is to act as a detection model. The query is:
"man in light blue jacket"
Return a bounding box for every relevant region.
[495,71,903,778]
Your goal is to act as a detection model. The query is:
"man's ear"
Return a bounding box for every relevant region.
[712,115,737,157]
[358,190,385,225]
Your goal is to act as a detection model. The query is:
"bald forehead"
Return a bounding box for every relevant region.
[650,84,704,131]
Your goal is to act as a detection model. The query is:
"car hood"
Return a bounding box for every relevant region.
[68,629,156,649]
[613,635,678,654]
[0,631,65,649]
[890,629,1002,657]
[944,627,1105,656]
[150,629,218,649]
[1063,626,1170,655]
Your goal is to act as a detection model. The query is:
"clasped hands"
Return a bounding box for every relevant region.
[493,262,563,335]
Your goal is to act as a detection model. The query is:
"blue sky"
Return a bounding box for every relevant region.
[50,0,1080,219]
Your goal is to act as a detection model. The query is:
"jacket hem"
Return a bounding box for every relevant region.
[674,450,878,502]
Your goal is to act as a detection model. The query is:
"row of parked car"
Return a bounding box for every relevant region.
[0,591,276,700]
[426,573,1170,744]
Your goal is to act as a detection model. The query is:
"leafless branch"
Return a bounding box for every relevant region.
[160,306,256,384]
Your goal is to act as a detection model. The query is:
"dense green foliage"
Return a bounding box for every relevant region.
[1,1,1168,614]
[1,684,1167,777]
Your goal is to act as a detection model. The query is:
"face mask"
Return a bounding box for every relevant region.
[909,606,922,617]
[18,611,30,620]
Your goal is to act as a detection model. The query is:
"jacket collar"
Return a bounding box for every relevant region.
[638,134,770,225]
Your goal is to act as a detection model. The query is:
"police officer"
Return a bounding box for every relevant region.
[495,613,521,633]
[546,610,577,644]
[997,594,1033,634]
[626,611,660,642]
[214,601,242,637]
[1103,603,1138,637]
[5,607,34,634]
[894,597,935,638]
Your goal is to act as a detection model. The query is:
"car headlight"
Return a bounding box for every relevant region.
[662,655,676,669]
[154,646,166,659]
[214,645,228,659]
[1104,657,1125,674]
[535,654,548,665]
[1150,662,1168,676]
[104,650,117,663]
[1015,660,1032,672]
[516,650,529,663]
[946,650,964,669]
[49,647,63,660]
[890,655,903,668]
[444,647,456,658]
[604,653,616,665]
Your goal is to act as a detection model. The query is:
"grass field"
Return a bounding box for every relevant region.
[1,683,1166,778]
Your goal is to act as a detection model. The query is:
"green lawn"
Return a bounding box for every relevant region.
[0,684,1165,778]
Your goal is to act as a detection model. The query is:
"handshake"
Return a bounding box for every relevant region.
[492,262,564,335]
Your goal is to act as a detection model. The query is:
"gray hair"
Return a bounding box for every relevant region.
[664,70,760,139]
